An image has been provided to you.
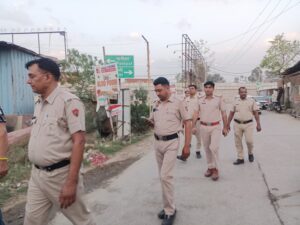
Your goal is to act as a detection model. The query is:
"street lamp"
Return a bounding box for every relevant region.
[141,35,151,116]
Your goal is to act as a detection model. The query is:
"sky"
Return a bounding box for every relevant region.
[0,0,299,82]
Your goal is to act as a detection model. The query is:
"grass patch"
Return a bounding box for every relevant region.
[94,132,151,156]
[0,144,31,207]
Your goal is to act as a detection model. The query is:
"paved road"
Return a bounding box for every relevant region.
[51,111,300,225]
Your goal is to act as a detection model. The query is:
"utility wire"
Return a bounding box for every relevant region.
[226,0,283,65]
[229,0,294,64]
[210,66,252,75]
[224,0,273,63]
[208,1,300,46]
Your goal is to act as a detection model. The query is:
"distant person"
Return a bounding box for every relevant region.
[0,106,9,225]
[227,87,261,165]
[24,58,96,225]
[146,77,192,225]
[194,81,228,181]
[183,89,190,100]
[178,84,202,160]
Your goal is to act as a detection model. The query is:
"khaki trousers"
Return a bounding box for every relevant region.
[155,138,179,216]
[193,121,202,150]
[200,124,221,169]
[24,166,96,225]
[233,122,254,159]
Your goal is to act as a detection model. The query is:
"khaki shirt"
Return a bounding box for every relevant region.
[28,87,85,166]
[185,95,199,113]
[231,97,258,121]
[150,95,192,136]
[198,95,226,122]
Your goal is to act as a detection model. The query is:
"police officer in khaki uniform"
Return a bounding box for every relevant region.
[178,85,201,161]
[187,84,202,158]
[24,58,95,225]
[183,89,190,100]
[146,77,192,225]
[193,81,228,181]
[0,106,9,225]
[227,87,261,165]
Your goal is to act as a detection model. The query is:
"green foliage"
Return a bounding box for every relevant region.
[0,145,31,207]
[248,67,263,82]
[206,73,225,83]
[130,88,150,134]
[133,88,148,104]
[260,33,300,76]
[94,133,150,156]
[131,103,150,134]
[84,101,98,133]
[60,49,102,101]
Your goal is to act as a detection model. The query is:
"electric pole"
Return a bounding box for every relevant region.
[142,35,151,116]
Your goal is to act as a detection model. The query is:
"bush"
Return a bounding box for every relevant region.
[131,103,150,134]
[83,101,97,133]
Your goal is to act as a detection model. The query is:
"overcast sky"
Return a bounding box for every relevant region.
[1,0,299,82]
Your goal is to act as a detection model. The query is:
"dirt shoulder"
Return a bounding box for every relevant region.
[3,134,153,225]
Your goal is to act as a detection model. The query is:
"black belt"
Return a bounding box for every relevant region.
[35,159,70,172]
[154,133,178,141]
[234,119,253,124]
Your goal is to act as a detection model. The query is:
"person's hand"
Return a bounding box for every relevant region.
[256,123,262,132]
[192,127,197,134]
[0,160,8,178]
[222,127,229,137]
[181,145,190,160]
[144,118,154,128]
[59,180,77,209]
[227,124,231,131]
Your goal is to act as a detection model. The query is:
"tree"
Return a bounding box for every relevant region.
[175,73,184,83]
[133,88,148,104]
[194,40,215,83]
[194,39,215,66]
[131,88,150,134]
[260,33,300,76]
[248,67,262,82]
[206,73,225,83]
[60,49,102,101]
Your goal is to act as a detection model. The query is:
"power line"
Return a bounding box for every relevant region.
[210,66,252,75]
[224,0,273,63]
[226,0,283,65]
[229,0,294,64]
[208,1,300,46]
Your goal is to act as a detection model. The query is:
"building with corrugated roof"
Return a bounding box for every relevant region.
[0,41,39,115]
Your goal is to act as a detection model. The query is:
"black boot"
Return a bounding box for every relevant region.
[162,211,176,225]
[248,154,254,162]
[233,159,244,165]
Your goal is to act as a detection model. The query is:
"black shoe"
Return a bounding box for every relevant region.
[249,154,254,162]
[196,151,201,159]
[162,211,176,225]
[158,210,165,219]
[177,155,186,161]
[233,159,244,165]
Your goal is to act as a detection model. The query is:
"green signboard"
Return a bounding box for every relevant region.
[104,55,134,78]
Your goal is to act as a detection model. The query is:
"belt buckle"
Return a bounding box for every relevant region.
[45,166,52,172]
[207,122,212,126]
[156,135,163,141]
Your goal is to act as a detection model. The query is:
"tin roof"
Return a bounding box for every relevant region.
[0,41,39,56]
[282,61,300,76]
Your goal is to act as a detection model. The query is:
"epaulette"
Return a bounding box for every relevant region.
[60,90,80,103]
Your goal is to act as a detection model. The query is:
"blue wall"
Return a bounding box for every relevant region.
[0,48,37,115]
